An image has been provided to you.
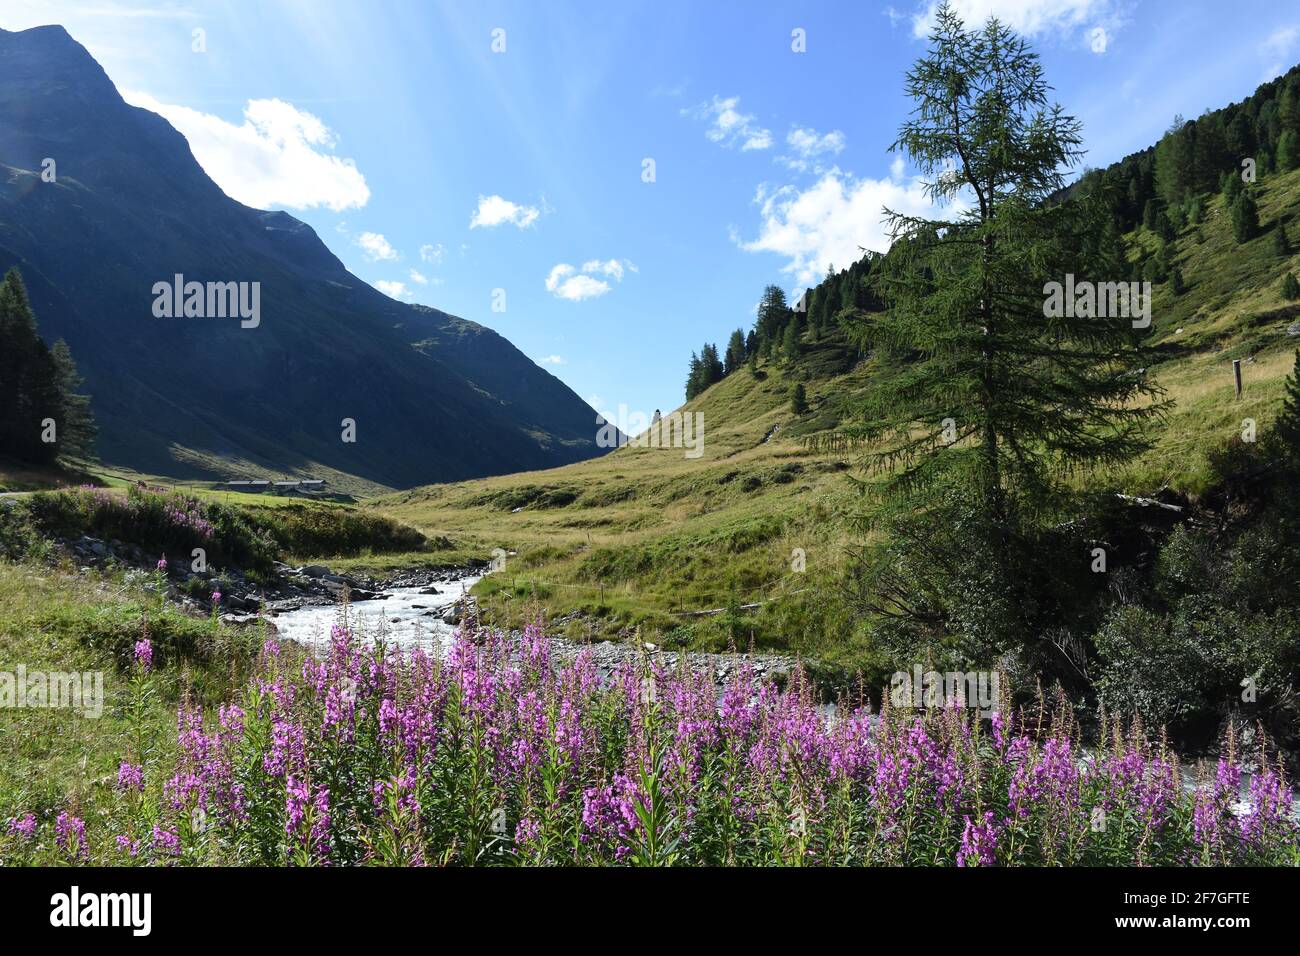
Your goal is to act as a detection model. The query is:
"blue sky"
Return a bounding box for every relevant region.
[4,0,1299,421]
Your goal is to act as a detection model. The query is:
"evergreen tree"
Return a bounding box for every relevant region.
[685,351,702,401]
[755,285,790,343]
[781,318,800,359]
[701,342,724,386]
[1154,209,1175,241]
[1276,222,1292,256]
[809,287,826,334]
[1142,199,1160,231]
[1227,111,1255,159]
[724,328,746,375]
[1222,171,1244,207]
[0,270,96,465]
[1193,112,1229,193]
[1274,350,1300,465]
[49,339,97,459]
[1232,188,1259,242]
[1283,272,1300,300]
[790,382,808,414]
[1278,129,1300,172]
[836,4,1165,651]
[1154,116,1195,205]
[822,266,843,324]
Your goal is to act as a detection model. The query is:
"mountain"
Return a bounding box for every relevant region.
[0,24,607,492]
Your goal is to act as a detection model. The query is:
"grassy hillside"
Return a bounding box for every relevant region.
[372,165,1300,671]
[0,560,269,817]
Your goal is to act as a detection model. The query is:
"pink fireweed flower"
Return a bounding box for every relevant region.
[55,812,87,860]
[1239,766,1292,847]
[115,834,140,857]
[117,761,144,792]
[211,590,222,604]
[263,718,306,778]
[957,811,999,867]
[515,816,542,850]
[156,555,168,572]
[151,826,181,858]
[6,813,37,840]
[133,638,153,672]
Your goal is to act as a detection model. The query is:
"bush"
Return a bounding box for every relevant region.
[26,487,277,571]
[1093,605,1204,728]
[1094,597,1298,736]
[242,504,426,558]
[0,503,46,561]
[1095,519,1300,739]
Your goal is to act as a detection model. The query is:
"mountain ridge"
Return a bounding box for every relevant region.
[0,23,606,491]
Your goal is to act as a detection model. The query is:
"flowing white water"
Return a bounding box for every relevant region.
[270,575,481,655]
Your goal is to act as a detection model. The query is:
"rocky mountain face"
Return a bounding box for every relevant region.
[0,24,606,489]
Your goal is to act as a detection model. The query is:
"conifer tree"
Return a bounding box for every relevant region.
[1170,267,1185,295]
[1222,172,1243,208]
[790,382,808,414]
[1283,272,1300,300]
[1273,350,1300,467]
[781,318,800,360]
[834,3,1165,652]
[0,270,98,465]
[684,351,702,401]
[724,329,747,375]
[1154,116,1194,205]
[755,285,789,344]
[50,339,97,459]
[1278,129,1300,172]
[1232,189,1259,242]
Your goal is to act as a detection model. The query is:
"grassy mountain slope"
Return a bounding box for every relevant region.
[372,164,1300,669]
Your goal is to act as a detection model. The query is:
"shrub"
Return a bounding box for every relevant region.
[242,504,425,558]
[26,487,277,571]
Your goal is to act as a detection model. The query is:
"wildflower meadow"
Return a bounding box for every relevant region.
[4,621,1295,867]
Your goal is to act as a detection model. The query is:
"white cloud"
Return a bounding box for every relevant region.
[121,91,369,212]
[915,0,1118,48]
[1088,25,1108,53]
[738,165,956,287]
[419,243,444,263]
[408,269,428,285]
[580,258,636,281]
[787,126,846,159]
[373,280,409,300]
[356,231,398,262]
[545,265,608,301]
[684,95,773,151]
[1261,25,1300,80]
[544,258,636,301]
[537,355,567,365]
[470,194,541,229]
[779,126,847,172]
